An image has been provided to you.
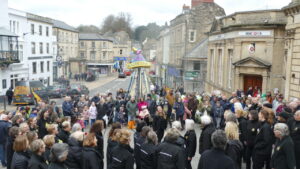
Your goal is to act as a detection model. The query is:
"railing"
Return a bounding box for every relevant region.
[0,51,19,64]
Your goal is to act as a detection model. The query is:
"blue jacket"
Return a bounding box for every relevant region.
[62,101,73,116]
[0,120,12,144]
[173,102,184,117]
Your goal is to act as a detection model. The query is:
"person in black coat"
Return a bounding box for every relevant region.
[224,122,244,169]
[90,120,104,159]
[37,110,50,139]
[110,129,134,169]
[82,133,103,169]
[184,119,197,169]
[11,135,30,169]
[244,110,260,169]
[57,121,71,143]
[48,143,69,169]
[6,126,20,169]
[271,123,296,169]
[65,135,83,169]
[290,110,300,169]
[140,131,158,169]
[199,115,215,154]
[96,99,108,128]
[156,128,186,169]
[0,114,11,167]
[198,130,236,169]
[28,139,48,169]
[152,106,167,142]
[253,109,274,169]
[6,87,14,105]
[106,123,121,169]
[134,126,151,169]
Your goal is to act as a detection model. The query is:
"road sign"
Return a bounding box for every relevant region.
[185,71,199,78]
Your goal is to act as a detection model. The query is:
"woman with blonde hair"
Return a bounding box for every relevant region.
[225,122,244,169]
[107,123,121,169]
[11,135,30,169]
[82,133,103,169]
[110,129,134,169]
[153,106,167,142]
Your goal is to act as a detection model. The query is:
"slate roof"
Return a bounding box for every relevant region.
[52,20,78,32]
[185,38,208,59]
[79,33,113,42]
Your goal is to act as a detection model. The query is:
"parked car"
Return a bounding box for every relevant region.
[47,84,67,98]
[66,84,89,96]
[13,81,49,105]
[124,70,131,76]
[118,72,126,78]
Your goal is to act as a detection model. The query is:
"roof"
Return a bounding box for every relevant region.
[0,27,18,37]
[52,19,78,32]
[233,57,271,68]
[79,33,113,42]
[185,38,208,59]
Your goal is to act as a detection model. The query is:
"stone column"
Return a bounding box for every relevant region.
[234,67,240,92]
[262,71,268,94]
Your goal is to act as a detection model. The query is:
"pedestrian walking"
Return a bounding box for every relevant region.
[6,87,14,105]
[184,119,197,169]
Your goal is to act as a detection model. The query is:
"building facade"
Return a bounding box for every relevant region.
[79,33,114,76]
[206,10,287,96]
[168,0,225,90]
[52,20,79,80]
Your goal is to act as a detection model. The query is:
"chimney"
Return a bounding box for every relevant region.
[182,4,190,13]
[191,0,214,7]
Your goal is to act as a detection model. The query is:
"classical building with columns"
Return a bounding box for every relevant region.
[206,10,287,96]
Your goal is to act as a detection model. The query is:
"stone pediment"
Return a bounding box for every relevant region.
[233,57,271,68]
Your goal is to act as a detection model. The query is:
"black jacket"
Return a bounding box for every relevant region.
[28,154,48,169]
[245,119,260,146]
[48,162,67,169]
[237,117,247,142]
[0,120,11,144]
[271,136,296,169]
[57,130,70,143]
[290,119,300,154]
[254,121,274,156]
[65,137,83,169]
[225,140,243,169]
[96,103,108,120]
[106,139,118,169]
[110,144,134,169]
[37,118,48,139]
[6,136,15,169]
[11,151,30,169]
[82,147,103,169]
[134,134,146,169]
[43,147,51,163]
[198,148,236,169]
[95,132,104,158]
[199,124,215,154]
[156,140,186,169]
[184,130,197,158]
[153,116,167,132]
[140,143,157,169]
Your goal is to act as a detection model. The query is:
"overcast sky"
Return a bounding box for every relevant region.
[8,0,290,28]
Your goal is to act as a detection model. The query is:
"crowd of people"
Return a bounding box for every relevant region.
[0,85,299,169]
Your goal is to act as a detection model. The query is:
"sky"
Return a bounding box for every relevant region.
[8,0,290,28]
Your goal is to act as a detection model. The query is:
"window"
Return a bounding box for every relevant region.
[210,49,214,82]
[47,61,50,72]
[39,43,43,54]
[92,42,95,48]
[90,51,96,60]
[17,22,19,34]
[103,42,107,48]
[103,51,107,59]
[193,62,200,71]
[31,42,36,54]
[39,25,42,36]
[189,30,196,42]
[120,49,123,55]
[2,79,7,89]
[46,27,49,36]
[31,24,34,35]
[228,49,233,89]
[80,42,84,48]
[13,21,15,33]
[10,20,12,31]
[32,62,37,74]
[40,61,44,73]
[46,43,49,54]
[80,52,85,58]
[218,49,223,85]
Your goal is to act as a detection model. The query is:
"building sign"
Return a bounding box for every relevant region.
[248,43,255,54]
[185,71,199,78]
[238,31,271,37]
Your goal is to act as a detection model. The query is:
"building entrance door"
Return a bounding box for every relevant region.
[244,75,262,94]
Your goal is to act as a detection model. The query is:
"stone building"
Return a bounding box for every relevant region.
[206,10,287,96]
[79,33,114,75]
[283,0,300,99]
[52,19,78,79]
[168,0,225,91]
